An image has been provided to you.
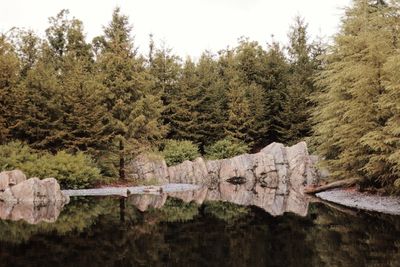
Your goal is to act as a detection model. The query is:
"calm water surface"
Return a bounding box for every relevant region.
[0,184,399,267]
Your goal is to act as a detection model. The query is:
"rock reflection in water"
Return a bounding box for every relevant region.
[128,181,310,217]
[0,201,65,224]
[0,195,400,267]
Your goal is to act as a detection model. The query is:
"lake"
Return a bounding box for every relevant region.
[0,183,399,267]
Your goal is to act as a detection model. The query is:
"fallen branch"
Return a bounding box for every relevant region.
[304,177,362,194]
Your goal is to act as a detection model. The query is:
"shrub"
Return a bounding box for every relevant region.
[161,140,200,166]
[0,142,102,189]
[205,138,249,160]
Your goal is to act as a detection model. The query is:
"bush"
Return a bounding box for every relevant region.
[205,138,249,160]
[161,140,200,166]
[0,142,102,189]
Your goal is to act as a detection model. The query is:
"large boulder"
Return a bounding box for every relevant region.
[0,171,69,204]
[126,154,169,184]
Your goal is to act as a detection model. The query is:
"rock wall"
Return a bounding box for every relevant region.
[126,142,320,216]
[0,170,70,204]
[127,141,320,190]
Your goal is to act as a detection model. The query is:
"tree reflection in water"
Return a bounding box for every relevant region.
[0,184,399,267]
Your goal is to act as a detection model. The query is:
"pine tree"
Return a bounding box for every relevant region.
[263,42,290,143]
[225,76,254,144]
[233,39,269,146]
[313,0,400,190]
[96,8,165,179]
[196,51,227,146]
[168,57,202,142]
[15,47,63,150]
[0,35,20,143]
[280,16,317,143]
[148,43,181,132]
[10,11,71,150]
[247,82,267,146]
[58,17,112,155]
[13,30,40,78]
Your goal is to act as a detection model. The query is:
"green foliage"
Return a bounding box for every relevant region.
[205,138,249,160]
[0,142,102,189]
[167,58,202,142]
[313,0,400,193]
[161,140,200,166]
[95,8,166,179]
[10,4,400,194]
[224,77,255,144]
[0,35,20,144]
[279,16,321,144]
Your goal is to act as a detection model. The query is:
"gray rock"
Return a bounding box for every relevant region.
[0,171,69,204]
[127,142,320,194]
[125,154,169,184]
[10,177,69,204]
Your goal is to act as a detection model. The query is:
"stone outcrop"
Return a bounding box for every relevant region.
[0,170,69,204]
[126,142,320,216]
[127,141,320,190]
[126,154,170,184]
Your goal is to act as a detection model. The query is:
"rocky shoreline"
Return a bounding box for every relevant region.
[2,140,400,217]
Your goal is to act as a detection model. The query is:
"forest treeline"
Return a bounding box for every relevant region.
[1,0,399,193]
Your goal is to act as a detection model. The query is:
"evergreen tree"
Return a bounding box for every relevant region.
[168,58,202,142]
[10,11,71,150]
[196,51,227,146]
[15,45,63,150]
[96,8,165,179]
[247,82,267,146]
[0,35,20,143]
[225,76,254,144]
[148,43,181,131]
[58,18,112,155]
[13,30,40,78]
[263,42,290,143]
[228,41,269,146]
[45,9,70,70]
[313,0,400,191]
[280,16,317,143]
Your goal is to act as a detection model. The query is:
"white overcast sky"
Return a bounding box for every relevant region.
[1,0,351,58]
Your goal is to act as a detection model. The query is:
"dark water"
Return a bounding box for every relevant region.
[0,193,400,267]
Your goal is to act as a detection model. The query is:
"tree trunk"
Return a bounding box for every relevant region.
[304,177,362,194]
[119,140,125,180]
